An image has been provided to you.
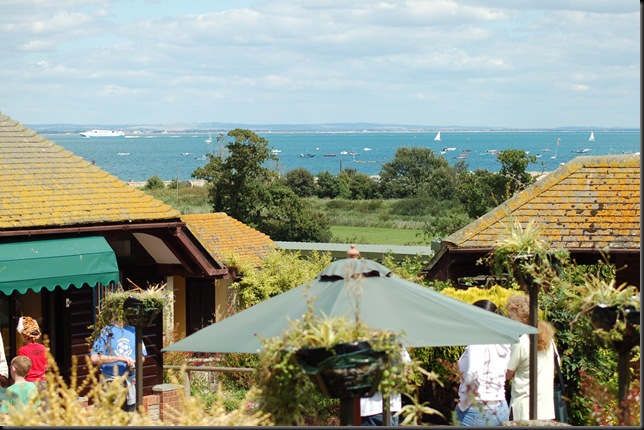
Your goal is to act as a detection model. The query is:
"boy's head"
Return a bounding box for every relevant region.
[10,356,32,378]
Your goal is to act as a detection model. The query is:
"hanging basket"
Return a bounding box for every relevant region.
[123,296,163,327]
[590,304,640,351]
[295,341,387,398]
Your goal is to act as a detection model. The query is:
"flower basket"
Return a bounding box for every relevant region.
[295,341,387,398]
[590,304,640,350]
[123,296,163,327]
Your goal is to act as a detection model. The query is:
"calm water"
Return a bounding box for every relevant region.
[45,130,640,182]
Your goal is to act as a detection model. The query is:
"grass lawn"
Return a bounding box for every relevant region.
[331,226,426,246]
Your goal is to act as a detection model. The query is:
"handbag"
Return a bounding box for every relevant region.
[553,346,569,423]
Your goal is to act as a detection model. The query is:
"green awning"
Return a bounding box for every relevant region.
[0,236,120,295]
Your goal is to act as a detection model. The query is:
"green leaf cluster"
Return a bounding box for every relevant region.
[233,249,333,309]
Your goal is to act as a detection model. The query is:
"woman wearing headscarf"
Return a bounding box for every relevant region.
[455,299,511,426]
[17,316,48,391]
[505,294,556,421]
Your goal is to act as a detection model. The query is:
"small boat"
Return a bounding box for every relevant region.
[323,154,336,157]
[300,153,315,158]
[575,148,591,153]
[434,131,441,141]
[205,132,212,144]
[271,149,282,154]
[80,129,125,138]
[182,152,192,156]
[457,153,469,159]
[442,147,456,152]
[117,152,130,156]
[363,147,372,151]
[340,151,349,155]
[589,131,595,142]
[348,151,360,156]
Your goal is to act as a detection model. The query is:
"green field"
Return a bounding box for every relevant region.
[331,225,425,245]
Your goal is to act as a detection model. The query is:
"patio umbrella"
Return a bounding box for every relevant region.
[164,257,537,354]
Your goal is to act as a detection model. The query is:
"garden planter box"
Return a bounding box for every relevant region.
[295,341,386,398]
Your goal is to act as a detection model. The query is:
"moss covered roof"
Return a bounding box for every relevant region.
[444,154,640,250]
[182,213,277,267]
[0,112,181,230]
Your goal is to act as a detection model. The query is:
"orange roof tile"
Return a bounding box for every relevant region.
[0,112,180,229]
[182,213,277,267]
[444,154,640,251]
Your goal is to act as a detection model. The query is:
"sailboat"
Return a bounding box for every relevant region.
[589,131,595,142]
[205,132,212,144]
[434,131,441,142]
[551,138,560,159]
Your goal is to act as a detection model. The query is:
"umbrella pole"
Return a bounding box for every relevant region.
[383,394,391,426]
[529,286,538,420]
[339,398,361,426]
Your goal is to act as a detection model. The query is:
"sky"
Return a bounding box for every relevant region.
[0,0,640,128]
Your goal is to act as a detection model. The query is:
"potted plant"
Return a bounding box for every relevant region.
[87,281,171,346]
[571,274,640,346]
[479,219,568,290]
[253,301,439,426]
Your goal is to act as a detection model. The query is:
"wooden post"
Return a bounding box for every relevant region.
[339,398,361,426]
[528,285,538,420]
[135,325,143,409]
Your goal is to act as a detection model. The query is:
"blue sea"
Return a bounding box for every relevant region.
[44,130,640,182]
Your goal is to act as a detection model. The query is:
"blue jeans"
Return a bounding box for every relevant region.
[362,413,400,426]
[455,400,509,426]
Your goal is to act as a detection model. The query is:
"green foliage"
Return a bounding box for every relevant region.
[87,283,170,347]
[455,168,502,218]
[254,301,439,426]
[284,167,317,197]
[144,175,165,190]
[496,149,537,196]
[479,218,569,290]
[233,249,333,309]
[338,168,380,199]
[201,128,277,221]
[379,147,451,199]
[316,170,344,198]
[439,285,519,315]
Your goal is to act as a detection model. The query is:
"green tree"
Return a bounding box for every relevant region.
[284,168,317,197]
[497,149,537,196]
[455,169,501,218]
[192,129,331,242]
[338,168,380,200]
[316,171,344,199]
[144,175,165,190]
[379,147,453,199]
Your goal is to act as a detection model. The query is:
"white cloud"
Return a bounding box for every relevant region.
[0,0,639,127]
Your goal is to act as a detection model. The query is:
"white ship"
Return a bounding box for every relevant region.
[79,129,125,138]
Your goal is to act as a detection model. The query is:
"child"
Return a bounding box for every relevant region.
[17,317,48,391]
[0,356,40,413]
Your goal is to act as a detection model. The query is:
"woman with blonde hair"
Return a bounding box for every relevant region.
[505,294,557,421]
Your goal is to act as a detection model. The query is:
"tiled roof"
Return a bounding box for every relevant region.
[443,154,640,250]
[182,213,277,267]
[0,112,180,229]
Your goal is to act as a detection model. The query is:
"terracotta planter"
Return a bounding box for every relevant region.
[295,341,386,398]
[123,296,163,326]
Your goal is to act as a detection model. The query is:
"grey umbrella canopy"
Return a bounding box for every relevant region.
[163,258,537,354]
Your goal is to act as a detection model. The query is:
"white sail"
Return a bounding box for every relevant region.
[205,132,212,144]
[589,131,595,142]
[434,131,441,141]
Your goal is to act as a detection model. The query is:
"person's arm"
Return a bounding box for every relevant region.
[506,369,515,380]
[90,352,136,368]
